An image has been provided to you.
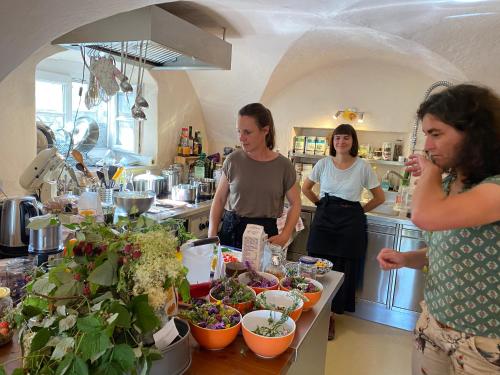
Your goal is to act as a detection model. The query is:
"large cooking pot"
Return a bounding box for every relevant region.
[29,222,63,254]
[133,171,167,198]
[194,178,216,199]
[161,167,180,194]
[171,184,197,203]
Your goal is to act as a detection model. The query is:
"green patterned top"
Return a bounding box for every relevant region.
[424,175,500,338]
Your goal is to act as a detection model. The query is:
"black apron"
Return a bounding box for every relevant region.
[218,210,278,249]
[307,194,367,260]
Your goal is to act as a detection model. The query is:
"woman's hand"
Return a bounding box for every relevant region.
[405,154,441,177]
[376,248,407,270]
[268,233,290,248]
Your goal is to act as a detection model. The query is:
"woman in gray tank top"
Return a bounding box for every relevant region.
[208,103,301,250]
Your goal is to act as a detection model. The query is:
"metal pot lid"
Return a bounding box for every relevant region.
[134,171,164,181]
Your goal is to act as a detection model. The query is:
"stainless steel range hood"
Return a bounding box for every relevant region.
[52,5,231,70]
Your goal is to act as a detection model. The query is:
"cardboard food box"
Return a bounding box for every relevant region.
[242,224,267,271]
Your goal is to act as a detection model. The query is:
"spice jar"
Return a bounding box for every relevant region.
[0,287,13,318]
[298,256,318,280]
[264,244,287,280]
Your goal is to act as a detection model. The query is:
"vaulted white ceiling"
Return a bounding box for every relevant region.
[1,0,499,148]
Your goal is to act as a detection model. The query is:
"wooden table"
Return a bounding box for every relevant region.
[0,272,343,375]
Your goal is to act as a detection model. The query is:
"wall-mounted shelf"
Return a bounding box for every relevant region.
[290,153,404,167]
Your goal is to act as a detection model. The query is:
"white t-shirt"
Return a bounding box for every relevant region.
[308,156,379,202]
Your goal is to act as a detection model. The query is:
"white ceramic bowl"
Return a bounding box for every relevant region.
[255,290,304,321]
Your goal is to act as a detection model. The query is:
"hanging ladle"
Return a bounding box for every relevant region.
[135,41,149,108]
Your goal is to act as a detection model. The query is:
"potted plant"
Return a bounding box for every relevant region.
[209,277,256,315]
[179,300,241,350]
[1,216,191,374]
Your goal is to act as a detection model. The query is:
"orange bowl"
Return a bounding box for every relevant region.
[279,277,323,311]
[189,306,242,350]
[209,285,256,315]
[238,271,279,295]
[241,310,296,358]
[255,290,304,322]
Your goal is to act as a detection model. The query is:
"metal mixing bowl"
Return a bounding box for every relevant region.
[113,191,155,215]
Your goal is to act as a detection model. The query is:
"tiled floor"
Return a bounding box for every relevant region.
[325,314,413,375]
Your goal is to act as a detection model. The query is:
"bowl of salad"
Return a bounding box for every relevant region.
[238,270,279,295]
[241,310,296,358]
[179,300,241,350]
[209,277,256,315]
[315,258,333,276]
[279,276,323,311]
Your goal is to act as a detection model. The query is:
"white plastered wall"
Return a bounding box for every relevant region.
[266,60,446,155]
[0,47,206,196]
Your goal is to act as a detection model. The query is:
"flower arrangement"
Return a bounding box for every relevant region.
[1,216,191,374]
[280,276,320,293]
[179,300,241,329]
[210,278,255,305]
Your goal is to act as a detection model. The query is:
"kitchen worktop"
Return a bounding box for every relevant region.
[187,270,344,375]
[144,199,213,221]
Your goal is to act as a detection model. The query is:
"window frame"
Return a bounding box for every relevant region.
[35,70,141,156]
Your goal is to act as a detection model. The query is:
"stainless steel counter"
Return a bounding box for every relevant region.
[287,271,344,375]
[292,202,424,332]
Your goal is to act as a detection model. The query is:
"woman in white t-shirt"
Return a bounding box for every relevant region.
[302,124,385,340]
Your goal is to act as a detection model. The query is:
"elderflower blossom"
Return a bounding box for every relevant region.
[129,230,185,310]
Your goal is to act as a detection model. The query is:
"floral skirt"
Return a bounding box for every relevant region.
[412,301,500,375]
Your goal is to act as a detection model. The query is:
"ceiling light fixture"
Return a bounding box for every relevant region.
[333,109,364,123]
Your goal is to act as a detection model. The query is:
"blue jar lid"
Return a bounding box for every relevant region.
[299,256,317,265]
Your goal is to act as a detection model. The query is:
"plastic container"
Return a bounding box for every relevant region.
[298,256,317,280]
[0,257,35,304]
[0,287,13,318]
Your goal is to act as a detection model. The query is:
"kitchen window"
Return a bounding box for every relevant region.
[35,72,141,159]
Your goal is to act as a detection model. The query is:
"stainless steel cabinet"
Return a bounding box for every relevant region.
[391,226,426,312]
[357,221,396,305]
[287,210,313,261]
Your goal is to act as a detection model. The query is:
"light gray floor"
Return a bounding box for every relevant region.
[325,314,413,375]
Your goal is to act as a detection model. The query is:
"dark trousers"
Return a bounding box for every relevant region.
[218,210,278,249]
[309,253,360,314]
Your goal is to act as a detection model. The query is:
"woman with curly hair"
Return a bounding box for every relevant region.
[377,84,500,374]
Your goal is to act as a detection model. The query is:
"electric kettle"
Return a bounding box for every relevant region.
[0,196,41,252]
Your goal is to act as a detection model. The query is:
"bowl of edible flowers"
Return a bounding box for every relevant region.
[179,300,241,350]
[209,277,256,315]
[241,310,296,358]
[238,269,279,295]
[255,290,304,322]
[279,276,323,311]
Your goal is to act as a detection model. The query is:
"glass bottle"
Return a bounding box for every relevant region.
[264,244,287,280]
[195,131,203,155]
[298,256,317,280]
[188,126,194,156]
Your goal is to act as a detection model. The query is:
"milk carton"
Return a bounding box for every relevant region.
[242,224,267,271]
